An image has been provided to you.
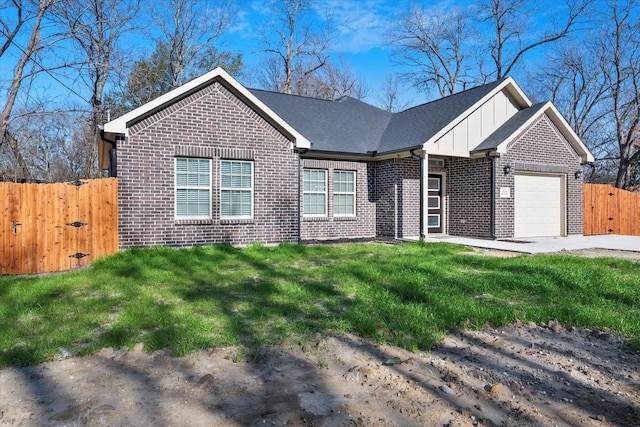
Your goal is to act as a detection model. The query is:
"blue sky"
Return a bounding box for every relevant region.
[0,0,591,112]
[222,0,417,104]
[214,0,572,106]
[1,0,416,112]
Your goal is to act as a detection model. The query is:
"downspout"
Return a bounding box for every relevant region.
[297,148,309,243]
[410,149,425,240]
[368,150,378,239]
[110,146,117,178]
[99,129,117,178]
[487,153,496,239]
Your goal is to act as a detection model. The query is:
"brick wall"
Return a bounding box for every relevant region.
[118,81,299,247]
[446,114,583,239]
[446,157,493,238]
[300,159,376,240]
[117,81,583,246]
[494,114,583,238]
[374,158,421,239]
[373,160,396,238]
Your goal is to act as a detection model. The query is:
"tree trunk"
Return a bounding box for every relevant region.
[0,0,49,181]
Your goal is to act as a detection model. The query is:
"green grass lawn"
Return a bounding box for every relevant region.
[1,242,639,367]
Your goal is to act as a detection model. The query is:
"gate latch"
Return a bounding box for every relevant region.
[12,220,21,233]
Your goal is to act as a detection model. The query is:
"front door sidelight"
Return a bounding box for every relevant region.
[427,175,442,233]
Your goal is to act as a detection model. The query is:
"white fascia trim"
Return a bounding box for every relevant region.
[493,102,594,163]
[103,67,311,149]
[424,77,532,147]
[545,102,594,163]
[103,68,228,136]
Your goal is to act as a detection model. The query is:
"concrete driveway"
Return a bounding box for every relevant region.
[429,234,640,254]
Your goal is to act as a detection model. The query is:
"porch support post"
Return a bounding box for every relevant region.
[411,148,429,240]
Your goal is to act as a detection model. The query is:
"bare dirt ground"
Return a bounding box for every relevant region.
[1,249,639,427]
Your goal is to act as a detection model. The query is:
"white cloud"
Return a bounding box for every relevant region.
[314,0,407,54]
[227,0,410,56]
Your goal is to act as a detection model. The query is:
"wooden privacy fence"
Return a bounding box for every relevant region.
[1,178,118,275]
[583,183,640,236]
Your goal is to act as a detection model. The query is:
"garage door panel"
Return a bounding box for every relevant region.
[514,174,564,238]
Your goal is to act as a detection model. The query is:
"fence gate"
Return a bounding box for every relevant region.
[583,183,640,236]
[1,178,118,275]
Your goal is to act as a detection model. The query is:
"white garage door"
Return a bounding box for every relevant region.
[514,174,564,238]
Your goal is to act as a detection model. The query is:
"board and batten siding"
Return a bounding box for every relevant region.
[430,90,520,157]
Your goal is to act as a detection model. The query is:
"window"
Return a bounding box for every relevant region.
[428,214,440,228]
[428,196,440,209]
[303,169,327,216]
[175,157,211,218]
[428,158,445,168]
[333,170,355,216]
[221,160,253,219]
[428,177,440,191]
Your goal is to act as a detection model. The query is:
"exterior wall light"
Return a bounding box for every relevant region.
[575,170,582,179]
[503,165,512,175]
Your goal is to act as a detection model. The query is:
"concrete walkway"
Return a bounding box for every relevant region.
[426,235,640,254]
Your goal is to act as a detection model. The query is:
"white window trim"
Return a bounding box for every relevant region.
[333,170,356,217]
[427,214,441,228]
[303,169,328,217]
[175,157,212,220]
[220,160,254,219]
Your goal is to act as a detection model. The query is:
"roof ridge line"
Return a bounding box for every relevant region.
[247,88,379,107]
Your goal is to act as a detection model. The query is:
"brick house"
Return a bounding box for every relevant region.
[100,68,593,248]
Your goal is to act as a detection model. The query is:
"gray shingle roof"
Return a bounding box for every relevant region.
[249,89,392,154]
[249,79,509,155]
[471,102,547,153]
[379,79,506,153]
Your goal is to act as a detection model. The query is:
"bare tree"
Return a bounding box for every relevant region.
[479,0,589,80]
[390,0,589,98]
[259,0,329,95]
[254,56,285,92]
[390,4,478,97]
[532,41,608,139]
[52,0,141,179]
[598,0,640,188]
[2,112,71,182]
[0,0,27,56]
[630,153,640,188]
[256,0,368,100]
[53,0,141,125]
[535,42,614,183]
[0,0,56,181]
[150,0,237,89]
[105,41,243,120]
[535,83,610,182]
[298,58,368,100]
[375,73,413,112]
[104,0,240,115]
[534,1,640,189]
